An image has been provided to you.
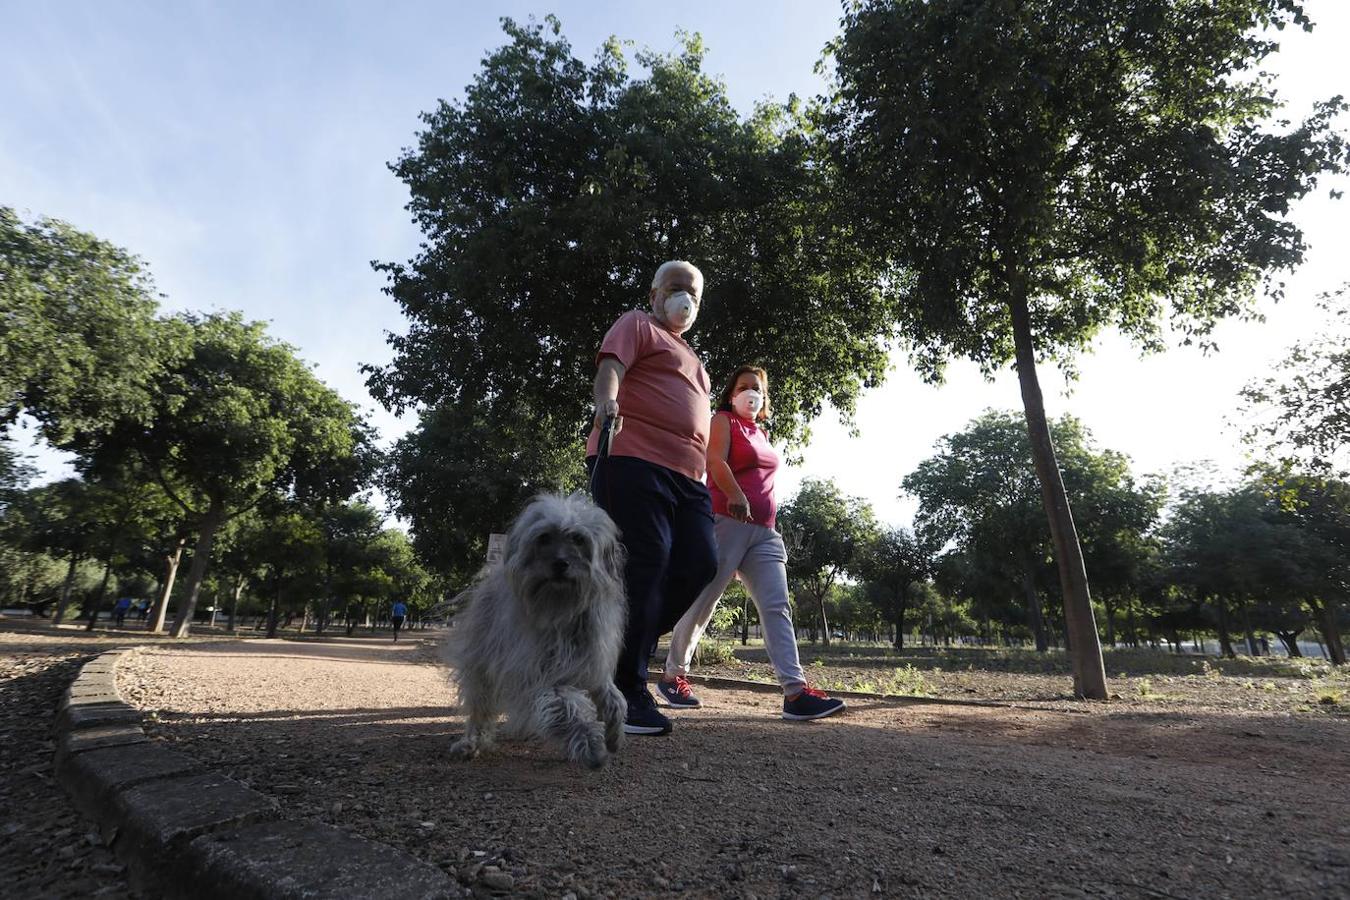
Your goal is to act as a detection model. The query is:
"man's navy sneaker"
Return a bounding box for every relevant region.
[655,676,702,708]
[782,685,846,721]
[624,687,673,735]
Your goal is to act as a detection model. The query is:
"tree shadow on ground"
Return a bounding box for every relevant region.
[139,687,1350,900]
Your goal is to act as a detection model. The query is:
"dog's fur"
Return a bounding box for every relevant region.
[445,493,628,768]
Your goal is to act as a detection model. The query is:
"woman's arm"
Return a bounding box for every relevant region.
[706,413,751,522]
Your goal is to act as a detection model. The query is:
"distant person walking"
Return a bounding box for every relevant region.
[391,600,408,642]
[657,365,844,721]
[112,596,132,628]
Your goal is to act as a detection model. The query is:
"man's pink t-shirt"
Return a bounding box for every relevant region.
[708,410,781,529]
[585,310,711,481]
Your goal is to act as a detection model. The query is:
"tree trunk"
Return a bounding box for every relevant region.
[84,556,116,632]
[170,499,225,638]
[740,590,750,645]
[1020,566,1048,653]
[1308,598,1345,666]
[1215,599,1237,659]
[1103,596,1117,647]
[148,538,186,633]
[816,590,831,647]
[1275,630,1302,657]
[1008,289,1107,698]
[52,553,80,626]
[266,589,281,639]
[1241,603,1259,656]
[228,575,246,632]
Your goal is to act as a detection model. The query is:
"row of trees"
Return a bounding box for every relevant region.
[0,207,428,635]
[771,410,1347,665]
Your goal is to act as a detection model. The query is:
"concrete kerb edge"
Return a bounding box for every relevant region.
[53,646,458,899]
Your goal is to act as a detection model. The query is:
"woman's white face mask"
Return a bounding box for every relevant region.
[663,290,698,331]
[733,388,764,419]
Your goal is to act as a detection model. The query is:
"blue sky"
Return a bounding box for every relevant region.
[3,1,1348,526]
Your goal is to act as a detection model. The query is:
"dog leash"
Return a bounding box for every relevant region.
[589,414,616,499]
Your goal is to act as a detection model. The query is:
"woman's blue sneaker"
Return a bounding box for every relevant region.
[655,676,702,708]
[623,687,673,735]
[782,685,845,721]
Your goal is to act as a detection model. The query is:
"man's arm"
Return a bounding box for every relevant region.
[593,357,626,429]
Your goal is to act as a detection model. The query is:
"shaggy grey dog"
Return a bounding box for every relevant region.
[445,493,628,769]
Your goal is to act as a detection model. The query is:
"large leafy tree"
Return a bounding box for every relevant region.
[905,411,1160,656]
[89,313,374,637]
[826,0,1347,697]
[367,17,899,561]
[6,479,98,622]
[778,478,879,646]
[1265,473,1349,664]
[0,208,169,441]
[855,526,932,649]
[1156,477,1349,662]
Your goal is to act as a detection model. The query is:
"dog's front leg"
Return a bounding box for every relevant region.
[592,682,627,754]
[449,685,498,761]
[535,686,608,770]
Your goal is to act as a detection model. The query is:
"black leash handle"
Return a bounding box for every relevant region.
[589,414,616,498]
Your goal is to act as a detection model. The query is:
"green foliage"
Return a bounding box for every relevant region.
[827,0,1348,378]
[366,17,900,564]
[382,397,584,581]
[0,208,169,441]
[369,18,897,445]
[855,526,932,646]
[692,640,736,667]
[1241,286,1350,476]
[74,312,377,635]
[905,410,1162,643]
[779,478,879,643]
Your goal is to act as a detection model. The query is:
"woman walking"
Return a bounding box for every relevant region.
[657,366,844,720]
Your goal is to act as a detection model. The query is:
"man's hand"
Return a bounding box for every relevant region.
[594,399,622,436]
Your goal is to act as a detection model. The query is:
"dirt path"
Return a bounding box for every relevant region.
[117,636,1350,899]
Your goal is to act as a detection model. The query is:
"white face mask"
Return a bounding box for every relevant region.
[662,290,698,331]
[733,389,763,419]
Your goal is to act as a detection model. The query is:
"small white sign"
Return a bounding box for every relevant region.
[486,533,507,567]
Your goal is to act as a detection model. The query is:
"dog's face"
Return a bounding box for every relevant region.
[503,494,624,613]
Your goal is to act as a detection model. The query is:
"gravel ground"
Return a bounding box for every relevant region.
[0,625,138,899]
[115,634,1350,900]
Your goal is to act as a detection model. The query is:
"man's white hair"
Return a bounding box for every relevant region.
[651,260,703,290]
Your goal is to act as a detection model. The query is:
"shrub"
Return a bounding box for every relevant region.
[693,640,736,667]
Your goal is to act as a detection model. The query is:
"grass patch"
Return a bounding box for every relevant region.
[812,664,934,698]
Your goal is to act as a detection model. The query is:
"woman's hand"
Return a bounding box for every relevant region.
[728,493,753,523]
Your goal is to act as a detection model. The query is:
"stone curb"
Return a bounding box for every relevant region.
[53,649,459,899]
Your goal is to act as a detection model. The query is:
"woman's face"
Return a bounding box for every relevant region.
[732,372,764,402]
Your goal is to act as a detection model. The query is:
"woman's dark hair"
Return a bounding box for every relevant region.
[715,365,770,424]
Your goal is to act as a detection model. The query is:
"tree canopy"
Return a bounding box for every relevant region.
[364,17,907,573]
[86,312,376,636]
[0,207,169,442]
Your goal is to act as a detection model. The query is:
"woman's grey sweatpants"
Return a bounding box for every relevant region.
[665,515,806,695]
